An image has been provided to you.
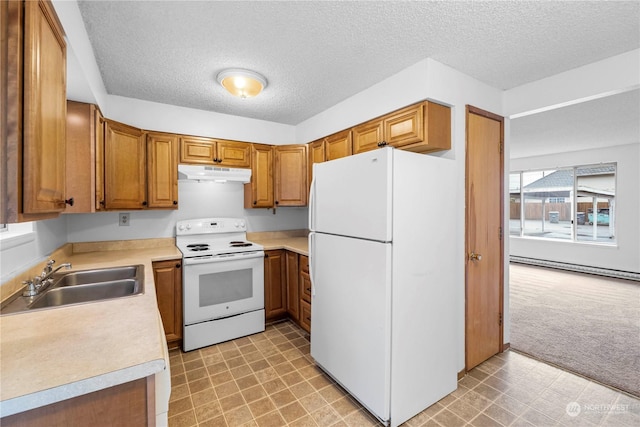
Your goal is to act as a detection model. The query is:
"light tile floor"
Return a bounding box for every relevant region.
[168,321,640,426]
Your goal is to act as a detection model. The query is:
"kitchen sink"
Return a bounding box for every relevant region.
[0,265,144,315]
[29,279,142,309]
[51,265,140,287]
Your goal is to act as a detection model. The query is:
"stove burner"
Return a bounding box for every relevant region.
[187,244,210,252]
[230,241,253,247]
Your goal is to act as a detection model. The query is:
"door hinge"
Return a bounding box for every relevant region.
[499,313,503,326]
[499,226,503,240]
[499,141,503,154]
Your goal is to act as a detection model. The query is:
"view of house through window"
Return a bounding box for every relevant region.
[509,163,616,244]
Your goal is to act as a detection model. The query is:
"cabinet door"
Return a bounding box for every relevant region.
[274,145,308,207]
[286,251,300,322]
[147,132,178,209]
[300,300,311,334]
[384,103,424,148]
[65,101,97,213]
[179,136,216,165]
[264,250,287,320]
[95,109,105,210]
[22,0,67,215]
[299,255,311,304]
[244,144,274,208]
[216,139,251,168]
[352,119,383,155]
[152,259,183,349]
[325,129,352,161]
[103,120,147,209]
[308,139,325,192]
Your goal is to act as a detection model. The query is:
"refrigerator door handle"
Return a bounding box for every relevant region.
[308,175,316,231]
[308,232,315,296]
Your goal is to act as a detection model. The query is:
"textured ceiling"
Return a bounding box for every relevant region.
[77,1,640,125]
[510,89,640,159]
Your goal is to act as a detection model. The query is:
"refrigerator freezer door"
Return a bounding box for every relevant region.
[310,148,393,242]
[309,232,392,422]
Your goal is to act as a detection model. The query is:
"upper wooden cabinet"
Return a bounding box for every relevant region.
[353,101,451,154]
[65,101,101,214]
[3,0,67,222]
[275,145,308,207]
[101,122,179,210]
[180,136,250,168]
[103,120,147,210]
[147,132,179,209]
[325,130,353,161]
[244,144,274,208]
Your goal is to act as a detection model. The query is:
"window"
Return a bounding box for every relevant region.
[510,163,616,244]
[0,222,35,250]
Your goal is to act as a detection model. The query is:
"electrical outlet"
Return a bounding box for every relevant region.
[119,213,130,226]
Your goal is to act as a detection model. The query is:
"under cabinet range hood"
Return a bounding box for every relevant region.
[178,164,251,183]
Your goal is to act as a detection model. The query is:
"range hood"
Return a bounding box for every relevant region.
[178,164,251,183]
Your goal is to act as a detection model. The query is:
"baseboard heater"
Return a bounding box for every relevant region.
[509,256,640,282]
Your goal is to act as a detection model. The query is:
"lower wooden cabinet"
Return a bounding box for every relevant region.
[299,255,311,333]
[152,259,183,349]
[0,377,154,427]
[264,251,311,333]
[286,251,300,323]
[264,250,287,321]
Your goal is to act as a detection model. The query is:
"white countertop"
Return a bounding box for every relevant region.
[0,245,181,417]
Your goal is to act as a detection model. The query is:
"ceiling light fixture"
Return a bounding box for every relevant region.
[216,69,268,99]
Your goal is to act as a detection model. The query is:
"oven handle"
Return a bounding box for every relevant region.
[183,251,265,265]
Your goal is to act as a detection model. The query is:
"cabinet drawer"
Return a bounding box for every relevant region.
[300,300,311,333]
[300,255,309,274]
[300,271,311,303]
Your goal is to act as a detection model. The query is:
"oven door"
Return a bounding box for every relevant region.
[183,251,264,325]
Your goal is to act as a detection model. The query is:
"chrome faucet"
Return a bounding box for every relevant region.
[22,260,72,297]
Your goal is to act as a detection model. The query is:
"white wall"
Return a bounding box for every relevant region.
[66,181,308,243]
[510,143,640,274]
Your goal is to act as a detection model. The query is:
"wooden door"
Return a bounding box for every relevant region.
[465,106,504,370]
[286,251,300,322]
[274,145,308,207]
[179,136,216,165]
[216,139,251,168]
[22,0,67,215]
[325,129,352,161]
[264,250,287,320]
[147,132,178,209]
[244,143,273,208]
[352,119,383,154]
[152,259,183,349]
[103,120,147,209]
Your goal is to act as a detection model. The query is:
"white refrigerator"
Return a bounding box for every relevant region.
[308,147,457,427]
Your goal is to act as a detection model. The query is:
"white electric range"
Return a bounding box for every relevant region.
[176,218,265,351]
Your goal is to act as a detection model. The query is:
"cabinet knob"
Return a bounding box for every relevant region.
[377,141,388,147]
[275,201,279,205]
[99,200,105,206]
[253,201,257,205]
[142,201,147,206]
[175,263,181,269]
[65,197,74,206]
[173,200,178,205]
[264,253,269,258]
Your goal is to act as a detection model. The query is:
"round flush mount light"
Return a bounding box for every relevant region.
[216,69,268,99]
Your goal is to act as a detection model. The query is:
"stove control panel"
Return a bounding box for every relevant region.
[176,218,246,235]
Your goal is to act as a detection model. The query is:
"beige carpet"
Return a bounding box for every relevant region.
[509,263,640,397]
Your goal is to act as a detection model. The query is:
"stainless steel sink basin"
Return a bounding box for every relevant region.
[51,265,139,287]
[29,279,142,309]
[0,265,144,315]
